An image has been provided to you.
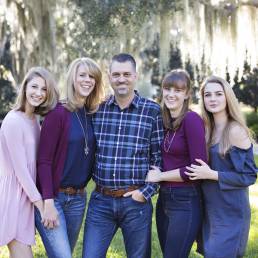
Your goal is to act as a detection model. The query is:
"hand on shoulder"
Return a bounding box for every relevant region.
[229,122,251,149]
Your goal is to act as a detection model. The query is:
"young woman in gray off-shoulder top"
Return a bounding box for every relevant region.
[186,75,257,258]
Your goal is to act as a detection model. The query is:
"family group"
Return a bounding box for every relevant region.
[0,53,257,258]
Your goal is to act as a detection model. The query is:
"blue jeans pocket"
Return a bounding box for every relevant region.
[130,196,147,205]
[161,186,200,212]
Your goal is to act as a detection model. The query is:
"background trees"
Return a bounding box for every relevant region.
[233,61,258,112]
[0,0,257,119]
[0,35,16,119]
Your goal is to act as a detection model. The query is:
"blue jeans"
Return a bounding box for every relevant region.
[156,186,202,258]
[82,190,153,258]
[35,192,86,258]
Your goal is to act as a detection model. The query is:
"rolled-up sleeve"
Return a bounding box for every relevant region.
[140,107,163,200]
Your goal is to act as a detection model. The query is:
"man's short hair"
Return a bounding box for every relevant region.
[110,53,136,71]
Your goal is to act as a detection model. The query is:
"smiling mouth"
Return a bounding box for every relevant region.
[166,99,176,103]
[116,85,128,90]
[32,97,43,102]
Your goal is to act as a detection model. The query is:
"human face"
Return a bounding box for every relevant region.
[203,82,227,114]
[162,82,188,117]
[25,76,47,110]
[74,64,96,99]
[109,61,137,99]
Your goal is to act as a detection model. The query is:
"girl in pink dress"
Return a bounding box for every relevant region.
[0,67,59,258]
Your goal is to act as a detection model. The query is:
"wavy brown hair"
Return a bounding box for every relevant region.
[200,75,253,155]
[161,69,191,130]
[14,67,59,115]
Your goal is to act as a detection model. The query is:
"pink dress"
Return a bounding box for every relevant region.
[0,110,42,246]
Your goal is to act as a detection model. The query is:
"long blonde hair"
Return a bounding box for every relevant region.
[14,67,59,115]
[200,75,253,156]
[64,57,105,112]
[161,69,191,130]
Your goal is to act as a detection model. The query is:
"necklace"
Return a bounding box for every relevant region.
[75,107,89,156]
[163,130,176,153]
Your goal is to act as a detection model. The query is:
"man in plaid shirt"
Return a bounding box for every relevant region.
[83,53,163,258]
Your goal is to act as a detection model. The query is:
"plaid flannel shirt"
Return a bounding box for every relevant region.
[92,93,163,200]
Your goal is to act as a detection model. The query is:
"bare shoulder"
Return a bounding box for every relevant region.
[229,122,251,149]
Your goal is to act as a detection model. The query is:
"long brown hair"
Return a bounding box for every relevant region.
[200,75,253,155]
[161,69,191,130]
[13,67,59,115]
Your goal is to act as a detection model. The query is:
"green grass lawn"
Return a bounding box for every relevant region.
[1,158,258,258]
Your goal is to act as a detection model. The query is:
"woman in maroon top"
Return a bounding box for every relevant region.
[146,69,207,258]
[35,57,104,258]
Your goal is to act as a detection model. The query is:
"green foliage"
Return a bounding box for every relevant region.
[225,65,230,84]
[0,76,15,119]
[245,112,258,140]
[195,51,211,87]
[254,155,258,165]
[0,37,16,119]
[185,56,194,81]
[67,0,182,59]
[233,56,258,112]
[246,112,258,127]
[250,124,258,141]
[149,42,185,98]
[143,40,199,101]
[169,43,183,70]
[185,56,198,103]
[141,34,160,85]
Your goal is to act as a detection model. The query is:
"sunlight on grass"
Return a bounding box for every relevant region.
[0,248,8,257]
[1,165,258,257]
[1,184,258,258]
[107,245,125,258]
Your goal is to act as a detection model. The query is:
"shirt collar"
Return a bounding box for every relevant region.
[107,90,140,109]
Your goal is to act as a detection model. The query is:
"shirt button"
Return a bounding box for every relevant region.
[113,173,115,177]
[115,157,117,161]
[119,126,121,130]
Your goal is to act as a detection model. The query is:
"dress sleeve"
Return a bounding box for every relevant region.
[179,112,207,182]
[37,107,63,199]
[3,116,41,202]
[218,146,257,190]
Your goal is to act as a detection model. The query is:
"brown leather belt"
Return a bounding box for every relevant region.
[95,185,141,198]
[59,187,84,195]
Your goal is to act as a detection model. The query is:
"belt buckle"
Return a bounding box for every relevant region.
[66,187,74,194]
[109,188,119,197]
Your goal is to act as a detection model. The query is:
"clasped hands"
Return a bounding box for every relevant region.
[34,199,59,229]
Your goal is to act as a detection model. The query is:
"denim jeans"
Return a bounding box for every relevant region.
[82,190,153,258]
[35,192,86,258]
[156,186,202,258]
